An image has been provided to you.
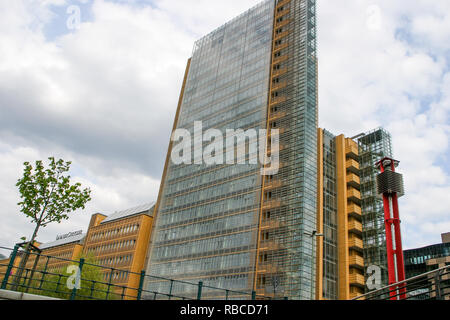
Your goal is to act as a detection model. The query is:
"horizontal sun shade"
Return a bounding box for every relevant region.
[101,202,156,224]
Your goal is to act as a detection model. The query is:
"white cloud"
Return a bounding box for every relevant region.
[318,0,450,249]
[0,0,449,254]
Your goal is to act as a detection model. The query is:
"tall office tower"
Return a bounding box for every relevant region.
[145,0,318,300]
[356,128,393,291]
[317,129,365,300]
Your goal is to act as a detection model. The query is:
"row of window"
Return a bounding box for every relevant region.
[160,192,258,223]
[90,224,140,241]
[183,62,269,113]
[157,211,254,242]
[168,175,257,209]
[103,270,129,282]
[88,239,137,253]
[154,232,252,261]
[98,254,133,267]
[151,252,251,278]
[167,163,258,196]
[147,274,250,296]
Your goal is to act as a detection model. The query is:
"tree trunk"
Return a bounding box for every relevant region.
[11,224,40,291]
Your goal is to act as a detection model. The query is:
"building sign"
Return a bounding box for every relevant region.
[56,230,83,241]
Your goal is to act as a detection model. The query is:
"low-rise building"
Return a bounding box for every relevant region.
[1,202,155,300]
[83,202,155,298]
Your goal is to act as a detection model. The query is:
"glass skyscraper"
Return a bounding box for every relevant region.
[357,128,394,291]
[145,0,318,300]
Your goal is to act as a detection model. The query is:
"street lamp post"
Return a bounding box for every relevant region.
[305,230,324,300]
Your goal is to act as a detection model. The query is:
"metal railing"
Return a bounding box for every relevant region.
[0,246,277,301]
[353,265,450,300]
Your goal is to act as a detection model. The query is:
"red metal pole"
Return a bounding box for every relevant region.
[377,158,407,300]
[383,194,397,299]
[392,193,406,299]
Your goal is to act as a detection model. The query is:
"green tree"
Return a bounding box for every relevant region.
[26,253,118,300]
[12,157,91,290]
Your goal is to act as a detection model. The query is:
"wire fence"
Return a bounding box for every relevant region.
[352,265,450,300]
[0,245,276,300]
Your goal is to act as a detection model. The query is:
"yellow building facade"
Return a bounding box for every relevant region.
[82,203,154,298]
[317,129,365,300]
[1,203,154,300]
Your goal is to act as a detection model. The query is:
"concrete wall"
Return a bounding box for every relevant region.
[0,289,61,300]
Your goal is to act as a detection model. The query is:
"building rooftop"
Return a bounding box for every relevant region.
[39,233,85,250]
[101,202,156,224]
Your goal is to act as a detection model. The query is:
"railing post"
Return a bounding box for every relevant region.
[106,269,113,300]
[25,252,41,293]
[197,281,203,300]
[70,258,85,300]
[435,269,443,300]
[39,256,50,290]
[169,279,174,300]
[137,270,146,300]
[1,245,19,290]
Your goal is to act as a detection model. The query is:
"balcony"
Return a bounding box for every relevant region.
[347,187,361,204]
[271,81,288,91]
[346,159,360,174]
[257,263,280,275]
[346,173,360,189]
[274,30,290,42]
[272,67,288,77]
[259,240,283,252]
[275,18,291,29]
[346,144,359,161]
[264,180,283,190]
[348,237,364,252]
[267,144,285,156]
[347,203,362,219]
[348,219,362,235]
[261,218,284,231]
[268,127,286,137]
[269,111,286,122]
[276,0,291,10]
[275,8,290,19]
[349,255,364,270]
[262,200,282,210]
[270,96,287,106]
[349,273,365,288]
[273,54,289,65]
[350,292,365,300]
[273,42,289,54]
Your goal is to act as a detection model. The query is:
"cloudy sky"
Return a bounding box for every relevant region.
[0,0,449,256]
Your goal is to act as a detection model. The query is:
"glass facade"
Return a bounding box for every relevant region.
[357,128,393,291]
[321,130,338,300]
[404,243,450,278]
[145,0,318,300]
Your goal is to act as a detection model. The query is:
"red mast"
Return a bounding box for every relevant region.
[375,157,406,300]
